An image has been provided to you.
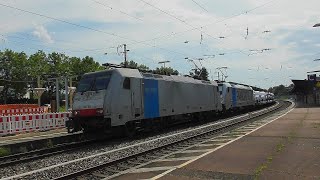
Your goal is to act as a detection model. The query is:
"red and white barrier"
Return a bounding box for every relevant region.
[0,112,71,136]
[0,107,47,116]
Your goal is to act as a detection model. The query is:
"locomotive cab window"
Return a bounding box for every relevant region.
[94,75,111,91]
[123,77,131,89]
[77,72,112,92]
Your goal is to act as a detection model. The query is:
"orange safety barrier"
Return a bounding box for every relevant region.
[0,107,47,116]
[0,104,50,116]
[0,104,39,110]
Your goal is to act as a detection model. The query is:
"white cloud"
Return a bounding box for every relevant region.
[288,42,297,47]
[2,0,320,88]
[32,24,54,44]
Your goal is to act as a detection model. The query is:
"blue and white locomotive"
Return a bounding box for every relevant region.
[218,82,255,112]
[69,68,222,134]
[67,68,274,135]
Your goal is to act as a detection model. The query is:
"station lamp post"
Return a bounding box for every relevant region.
[34,88,45,106]
[68,87,76,111]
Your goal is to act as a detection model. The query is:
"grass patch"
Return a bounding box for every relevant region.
[267,156,273,162]
[254,140,287,180]
[58,105,67,112]
[254,155,274,180]
[254,164,268,180]
[312,123,320,129]
[0,147,11,157]
[255,110,305,179]
[276,143,285,152]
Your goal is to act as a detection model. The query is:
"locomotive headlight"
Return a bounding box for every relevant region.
[72,110,80,116]
[96,108,104,115]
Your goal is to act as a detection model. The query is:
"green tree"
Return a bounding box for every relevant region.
[27,50,50,86]
[199,67,209,81]
[269,84,293,97]
[138,64,150,72]
[0,50,105,104]
[68,56,82,77]
[0,49,29,102]
[80,56,104,73]
[193,67,209,80]
[68,56,104,87]
[120,60,178,75]
[120,60,150,72]
[153,67,179,75]
[47,52,70,76]
[120,60,138,69]
[11,51,29,98]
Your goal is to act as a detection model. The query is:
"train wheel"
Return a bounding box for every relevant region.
[125,121,136,138]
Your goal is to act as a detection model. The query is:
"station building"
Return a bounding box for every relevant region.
[291,74,320,106]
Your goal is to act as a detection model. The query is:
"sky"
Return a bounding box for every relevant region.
[1,0,320,89]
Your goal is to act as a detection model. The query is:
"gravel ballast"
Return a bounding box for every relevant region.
[0,103,283,179]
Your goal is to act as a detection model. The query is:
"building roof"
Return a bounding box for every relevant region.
[291,80,315,94]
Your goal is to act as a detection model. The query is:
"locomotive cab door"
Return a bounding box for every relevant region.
[130,78,143,119]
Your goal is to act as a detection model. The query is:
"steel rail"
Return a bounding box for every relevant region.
[1,101,288,180]
[54,101,291,180]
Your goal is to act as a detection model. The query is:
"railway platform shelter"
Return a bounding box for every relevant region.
[292,74,320,106]
[155,106,320,180]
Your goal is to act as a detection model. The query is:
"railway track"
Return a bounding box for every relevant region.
[1,100,293,180]
[0,103,272,168]
[0,137,91,168]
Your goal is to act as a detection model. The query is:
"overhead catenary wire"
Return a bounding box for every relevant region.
[0,3,130,41]
[191,0,209,13]
[138,0,223,42]
[90,0,143,21]
[0,2,196,59]
[0,1,303,88]
[0,0,277,62]
[130,0,276,46]
[0,26,119,53]
[138,0,196,28]
[0,33,117,53]
[129,0,276,59]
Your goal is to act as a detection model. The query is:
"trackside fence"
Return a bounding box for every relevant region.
[0,112,71,136]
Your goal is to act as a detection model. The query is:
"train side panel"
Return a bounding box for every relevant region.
[107,70,145,127]
[143,79,160,119]
[158,77,219,117]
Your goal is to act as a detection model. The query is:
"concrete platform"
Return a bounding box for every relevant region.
[0,129,84,156]
[0,128,67,146]
[157,107,320,180]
